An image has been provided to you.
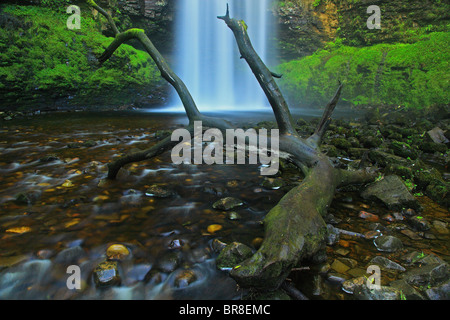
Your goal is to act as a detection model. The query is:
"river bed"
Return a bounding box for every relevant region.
[0,110,448,300]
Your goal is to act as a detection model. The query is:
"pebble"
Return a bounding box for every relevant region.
[369,256,406,271]
[93,260,121,287]
[174,269,198,288]
[408,216,431,231]
[106,244,130,260]
[358,211,379,222]
[212,197,244,211]
[373,235,403,253]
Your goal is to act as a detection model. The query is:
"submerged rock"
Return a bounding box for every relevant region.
[174,269,198,288]
[106,244,130,261]
[353,285,401,300]
[361,175,420,211]
[93,260,121,287]
[216,242,253,270]
[145,184,176,198]
[369,256,406,272]
[212,197,244,211]
[374,235,403,253]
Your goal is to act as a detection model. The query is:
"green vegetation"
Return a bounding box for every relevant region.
[0,4,161,109]
[276,32,450,109]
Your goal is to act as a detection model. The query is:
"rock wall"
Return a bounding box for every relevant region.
[274,0,450,59]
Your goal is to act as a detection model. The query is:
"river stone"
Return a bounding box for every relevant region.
[407,216,431,231]
[353,285,401,300]
[402,263,449,287]
[369,256,406,271]
[374,235,403,253]
[425,279,450,300]
[216,242,253,270]
[106,244,130,261]
[54,246,86,265]
[174,269,198,288]
[212,197,244,211]
[93,260,121,287]
[145,184,175,198]
[261,177,284,190]
[361,175,420,211]
[390,279,425,300]
[342,277,366,294]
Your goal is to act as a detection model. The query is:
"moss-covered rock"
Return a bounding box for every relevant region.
[216,242,253,270]
[277,32,450,110]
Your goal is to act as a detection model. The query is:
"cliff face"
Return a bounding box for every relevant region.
[275,0,338,59]
[117,0,175,52]
[274,0,450,59]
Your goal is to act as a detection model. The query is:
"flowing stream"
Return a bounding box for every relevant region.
[170,0,276,112]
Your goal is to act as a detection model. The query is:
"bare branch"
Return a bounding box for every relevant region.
[218,7,296,136]
[307,83,343,148]
[86,0,120,36]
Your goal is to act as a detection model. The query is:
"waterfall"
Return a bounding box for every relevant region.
[169,0,276,112]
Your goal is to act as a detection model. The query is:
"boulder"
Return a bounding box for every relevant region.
[373,235,403,253]
[361,175,420,211]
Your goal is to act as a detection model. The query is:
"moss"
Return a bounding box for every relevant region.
[0,4,161,109]
[277,32,450,110]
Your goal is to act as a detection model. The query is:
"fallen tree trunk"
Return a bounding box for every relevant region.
[87,1,376,293]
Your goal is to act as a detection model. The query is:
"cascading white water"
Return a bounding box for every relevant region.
[169,0,276,112]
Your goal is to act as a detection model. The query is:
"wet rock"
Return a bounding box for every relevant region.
[414,167,443,190]
[374,235,403,253]
[261,177,284,190]
[342,276,365,294]
[39,154,59,162]
[407,216,431,231]
[106,244,130,261]
[54,246,86,265]
[402,263,449,287]
[361,175,420,211]
[390,279,425,300]
[358,211,379,222]
[330,259,351,273]
[144,268,166,285]
[174,269,198,288]
[203,185,227,196]
[330,138,352,151]
[425,180,450,208]
[212,197,244,211]
[15,190,41,205]
[388,140,418,160]
[211,239,227,253]
[360,136,383,149]
[145,184,176,198]
[419,141,448,154]
[353,285,401,300]
[400,229,423,240]
[426,127,449,144]
[326,272,349,284]
[93,260,121,288]
[425,279,450,300]
[216,242,253,270]
[227,211,241,220]
[326,224,340,246]
[157,251,182,273]
[432,220,449,235]
[369,256,406,272]
[368,149,409,167]
[82,140,96,147]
